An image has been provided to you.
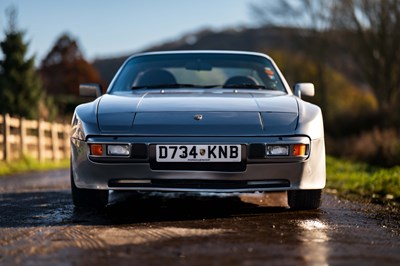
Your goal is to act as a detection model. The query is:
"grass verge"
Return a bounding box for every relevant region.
[0,156,69,177]
[326,156,400,205]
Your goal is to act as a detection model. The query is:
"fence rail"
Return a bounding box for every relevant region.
[0,114,70,162]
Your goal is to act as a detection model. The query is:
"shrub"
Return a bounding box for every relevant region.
[328,128,400,167]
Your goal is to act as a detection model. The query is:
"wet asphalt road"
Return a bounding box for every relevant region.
[0,170,400,265]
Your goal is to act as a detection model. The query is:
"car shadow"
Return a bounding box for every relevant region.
[101,191,288,223]
[0,190,321,228]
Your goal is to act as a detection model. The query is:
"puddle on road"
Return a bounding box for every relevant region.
[96,227,231,246]
[295,219,330,265]
[298,219,329,231]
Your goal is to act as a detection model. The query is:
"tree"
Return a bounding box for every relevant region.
[0,7,43,119]
[332,0,400,117]
[40,33,103,96]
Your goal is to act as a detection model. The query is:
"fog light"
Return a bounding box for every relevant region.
[293,144,307,156]
[266,145,289,156]
[107,144,130,156]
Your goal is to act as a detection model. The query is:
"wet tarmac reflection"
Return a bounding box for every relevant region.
[297,219,330,265]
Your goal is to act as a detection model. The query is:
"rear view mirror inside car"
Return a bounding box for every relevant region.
[185,59,213,71]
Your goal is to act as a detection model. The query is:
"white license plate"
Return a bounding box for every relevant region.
[156,145,241,162]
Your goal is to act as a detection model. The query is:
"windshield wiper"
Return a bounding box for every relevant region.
[132,83,200,89]
[131,84,274,90]
[131,84,229,89]
[222,84,275,90]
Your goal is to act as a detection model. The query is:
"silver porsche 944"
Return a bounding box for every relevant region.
[71,51,326,209]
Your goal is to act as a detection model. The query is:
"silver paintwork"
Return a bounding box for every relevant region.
[71,51,325,193]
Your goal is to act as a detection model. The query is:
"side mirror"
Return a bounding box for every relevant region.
[294,83,315,98]
[79,83,102,98]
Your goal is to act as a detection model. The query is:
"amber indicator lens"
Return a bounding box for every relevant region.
[90,144,103,156]
[293,144,307,156]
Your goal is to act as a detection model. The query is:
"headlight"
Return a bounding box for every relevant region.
[88,143,148,160]
[89,144,131,157]
[266,145,289,156]
[266,144,308,157]
[107,144,130,156]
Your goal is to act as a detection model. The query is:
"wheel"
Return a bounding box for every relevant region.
[70,168,108,208]
[288,189,322,210]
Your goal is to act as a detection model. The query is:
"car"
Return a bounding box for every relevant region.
[70,50,325,210]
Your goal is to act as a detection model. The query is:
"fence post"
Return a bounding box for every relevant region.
[38,118,44,163]
[20,117,27,157]
[4,114,11,162]
[51,123,59,161]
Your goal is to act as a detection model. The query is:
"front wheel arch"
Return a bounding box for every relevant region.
[70,166,108,208]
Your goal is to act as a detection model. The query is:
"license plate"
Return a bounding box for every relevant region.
[156,145,241,162]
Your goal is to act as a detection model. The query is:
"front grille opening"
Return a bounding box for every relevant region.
[109,179,290,190]
[150,162,246,172]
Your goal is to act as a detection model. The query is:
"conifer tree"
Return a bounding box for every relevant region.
[0,7,43,119]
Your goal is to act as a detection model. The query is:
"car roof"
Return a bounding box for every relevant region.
[126,50,273,61]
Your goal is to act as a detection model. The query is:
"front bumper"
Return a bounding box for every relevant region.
[71,136,325,192]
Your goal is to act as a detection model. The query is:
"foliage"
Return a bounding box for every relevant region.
[40,33,103,96]
[333,0,400,115]
[328,128,400,167]
[0,7,43,119]
[40,33,103,117]
[0,155,69,177]
[268,50,377,129]
[326,156,400,203]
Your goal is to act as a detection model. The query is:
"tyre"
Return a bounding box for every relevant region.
[70,169,108,208]
[288,189,322,210]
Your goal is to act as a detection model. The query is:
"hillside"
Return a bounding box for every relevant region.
[93,26,361,87]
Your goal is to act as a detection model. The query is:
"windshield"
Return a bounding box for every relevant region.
[108,53,287,93]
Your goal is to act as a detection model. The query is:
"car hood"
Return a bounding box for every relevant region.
[97,91,299,135]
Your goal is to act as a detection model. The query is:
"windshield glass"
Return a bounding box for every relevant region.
[108,53,287,93]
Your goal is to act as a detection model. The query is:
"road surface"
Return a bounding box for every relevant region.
[0,170,400,265]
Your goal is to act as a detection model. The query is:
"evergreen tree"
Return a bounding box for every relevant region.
[0,7,43,119]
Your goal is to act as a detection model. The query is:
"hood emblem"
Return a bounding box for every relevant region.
[194,114,203,121]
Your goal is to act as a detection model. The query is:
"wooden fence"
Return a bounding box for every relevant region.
[0,114,70,162]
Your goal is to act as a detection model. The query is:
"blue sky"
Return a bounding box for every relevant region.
[0,0,257,63]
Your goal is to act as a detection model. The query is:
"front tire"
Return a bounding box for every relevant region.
[288,189,322,210]
[70,169,108,208]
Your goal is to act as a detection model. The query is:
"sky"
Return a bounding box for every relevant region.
[0,0,257,64]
